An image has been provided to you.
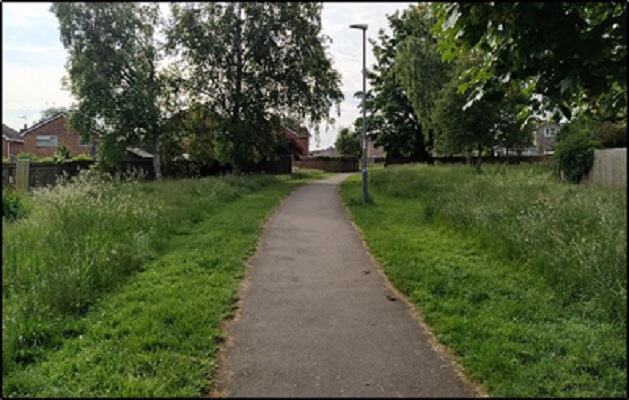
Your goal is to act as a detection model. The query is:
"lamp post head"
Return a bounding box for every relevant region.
[349,23,368,30]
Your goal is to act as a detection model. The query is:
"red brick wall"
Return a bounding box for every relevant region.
[20,115,93,158]
[2,138,24,158]
[298,137,309,155]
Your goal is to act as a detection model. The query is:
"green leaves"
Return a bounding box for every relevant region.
[429,2,627,121]
[51,2,168,178]
[358,6,432,161]
[166,2,342,171]
[334,127,361,160]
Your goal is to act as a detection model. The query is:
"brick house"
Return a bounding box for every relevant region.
[17,112,96,158]
[284,126,309,157]
[2,123,24,158]
[284,126,310,156]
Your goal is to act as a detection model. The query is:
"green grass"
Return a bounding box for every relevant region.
[2,168,328,397]
[340,163,626,398]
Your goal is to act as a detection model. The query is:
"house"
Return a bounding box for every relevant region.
[519,120,561,156]
[532,121,560,155]
[495,120,561,157]
[284,125,310,155]
[17,112,96,158]
[2,123,24,158]
[366,137,385,163]
[283,127,308,157]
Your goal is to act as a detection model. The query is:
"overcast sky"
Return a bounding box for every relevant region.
[2,2,415,149]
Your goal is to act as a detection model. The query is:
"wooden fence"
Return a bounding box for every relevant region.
[582,148,626,188]
[2,156,292,191]
[293,157,358,172]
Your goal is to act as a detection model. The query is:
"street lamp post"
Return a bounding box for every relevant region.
[349,23,368,203]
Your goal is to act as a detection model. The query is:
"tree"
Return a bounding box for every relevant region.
[35,106,69,124]
[357,6,432,162]
[334,127,361,159]
[394,4,452,140]
[431,56,499,170]
[166,2,343,173]
[51,2,172,180]
[430,2,627,122]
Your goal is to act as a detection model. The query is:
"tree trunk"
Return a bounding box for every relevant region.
[475,143,482,172]
[153,135,162,181]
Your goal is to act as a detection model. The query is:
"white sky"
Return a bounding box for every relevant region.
[2,2,415,150]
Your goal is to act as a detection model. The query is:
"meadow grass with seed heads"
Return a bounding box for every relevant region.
[341,163,626,398]
[2,168,328,397]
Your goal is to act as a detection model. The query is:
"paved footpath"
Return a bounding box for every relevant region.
[212,173,481,397]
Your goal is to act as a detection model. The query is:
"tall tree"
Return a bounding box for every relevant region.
[52,2,171,180]
[335,126,361,159]
[166,2,343,173]
[357,6,432,162]
[431,56,500,170]
[430,2,627,122]
[394,4,452,140]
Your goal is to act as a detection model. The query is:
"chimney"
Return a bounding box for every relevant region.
[20,123,27,133]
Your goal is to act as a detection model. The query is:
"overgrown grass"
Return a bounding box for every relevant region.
[2,168,327,397]
[340,163,626,397]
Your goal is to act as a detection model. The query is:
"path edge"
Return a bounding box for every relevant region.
[337,181,489,398]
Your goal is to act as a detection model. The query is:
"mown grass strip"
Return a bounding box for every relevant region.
[340,163,626,398]
[2,168,327,397]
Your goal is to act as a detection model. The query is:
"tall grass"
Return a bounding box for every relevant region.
[370,163,626,325]
[340,163,626,397]
[2,169,326,383]
[3,171,163,375]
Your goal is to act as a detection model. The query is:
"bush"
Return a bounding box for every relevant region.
[54,145,71,161]
[2,189,27,221]
[554,116,598,183]
[72,154,95,162]
[15,153,39,161]
[592,120,627,148]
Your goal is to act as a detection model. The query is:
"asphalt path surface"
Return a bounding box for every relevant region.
[212,173,482,397]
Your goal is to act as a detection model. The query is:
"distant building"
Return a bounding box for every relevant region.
[495,120,561,157]
[366,137,385,163]
[2,123,24,158]
[310,146,336,157]
[15,113,97,158]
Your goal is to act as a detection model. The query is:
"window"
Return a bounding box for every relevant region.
[544,127,556,137]
[79,135,92,147]
[36,135,58,147]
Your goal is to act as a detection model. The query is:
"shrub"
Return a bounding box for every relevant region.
[38,157,57,164]
[592,120,627,148]
[54,145,71,161]
[15,153,39,161]
[72,154,94,162]
[554,116,598,183]
[2,189,27,221]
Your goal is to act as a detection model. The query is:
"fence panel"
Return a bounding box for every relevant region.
[583,148,627,188]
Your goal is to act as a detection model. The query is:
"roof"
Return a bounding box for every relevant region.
[126,147,154,159]
[19,112,67,137]
[284,126,301,138]
[284,125,310,138]
[282,127,307,156]
[2,123,21,140]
